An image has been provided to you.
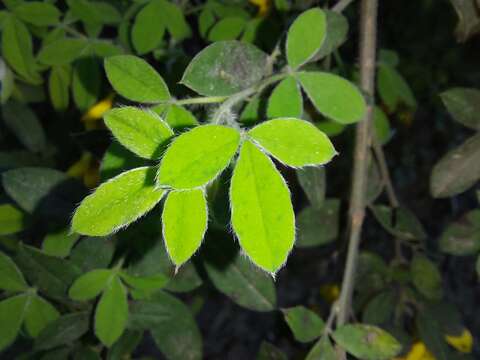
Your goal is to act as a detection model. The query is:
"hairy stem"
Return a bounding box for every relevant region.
[173,96,228,106]
[336,0,379,327]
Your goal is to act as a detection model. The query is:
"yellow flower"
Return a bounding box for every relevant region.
[249,0,271,17]
[81,94,114,123]
[319,284,340,304]
[445,329,473,353]
[393,342,436,360]
[67,153,100,189]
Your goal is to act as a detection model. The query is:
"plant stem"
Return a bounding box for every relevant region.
[174,96,228,106]
[332,0,357,12]
[336,0,379,327]
[372,138,399,208]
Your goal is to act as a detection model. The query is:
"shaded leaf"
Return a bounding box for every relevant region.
[296,166,326,209]
[411,255,443,300]
[257,341,287,360]
[100,142,148,181]
[69,269,114,301]
[48,65,71,111]
[0,203,27,235]
[0,251,28,292]
[38,38,90,66]
[14,2,60,26]
[267,77,303,119]
[164,104,198,129]
[208,16,246,41]
[72,57,101,111]
[283,306,325,343]
[305,337,337,360]
[377,64,416,112]
[0,294,29,351]
[441,88,480,130]
[131,0,165,54]
[296,200,340,248]
[107,330,143,360]
[42,227,80,258]
[371,205,427,241]
[362,290,396,325]
[450,0,480,42]
[24,295,59,338]
[313,10,349,60]
[439,210,480,255]
[70,236,114,272]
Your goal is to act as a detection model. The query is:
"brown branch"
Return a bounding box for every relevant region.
[336,0,379,327]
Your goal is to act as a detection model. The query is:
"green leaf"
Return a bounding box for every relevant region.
[107,330,143,360]
[100,142,148,181]
[24,295,60,338]
[296,200,340,248]
[42,227,80,258]
[2,100,46,153]
[286,8,326,69]
[164,262,203,293]
[95,276,128,347]
[0,203,27,235]
[267,77,303,118]
[296,167,325,209]
[72,57,101,111]
[2,167,85,221]
[297,72,366,124]
[313,10,349,60]
[131,0,165,54]
[450,0,480,42]
[38,38,90,66]
[69,269,114,301]
[0,294,29,351]
[240,95,262,125]
[249,118,336,167]
[104,107,173,159]
[104,55,170,103]
[14,2,60,26]
[198,8,215,38]
[129,291,202,360]
[161,0,191,40]
[90,2,121,24]
[332,324,402,360]
[362,290,396,325]
[49,65,71,111]
[230,141,295,274]
[208,17,247,41]
[0,251,28,292]
[257,341,288,360]
[439,210,480,255]
[416,308,452,360]
[15,245,82,300]
[411,255,443,300]
[305,337,337,360]
[431,133,480,198]
[371,205,427,241]
[70,236,114,272]
[164,104,199,130]
[120,272,169,295]
[157,125,240,189]
[2,15,41,84]
[35,312,90,351]
[441,88,480,130]
[72,167,165,236]
[378,49,400,67]
[374,106,391,144]
[203,230,276,312]
[162,189,208,266]
[0,59,14,104]
[181,40,267,96]
[67,0,118,25]
[377,64,416,112]
[282,306,325,343]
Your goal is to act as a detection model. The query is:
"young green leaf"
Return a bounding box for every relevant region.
[104,55,170,103]
[162,189,208,266]
[0,294,29,351]
[72,57,100,111]
[208,16,247,41]
[0,251,28,292]
[286,8,327,69]
[164,104,199,129]
[283,306,325,343]
[24,295,60,338]
[161,0,191,40]
[230,141,295,274]
[298,72,366,124]
[72,167,165,236]
[104,107,173,159]
[249,118,336,167]
[267,77,303,118]
[48,65,71,111]
[95,276,128,347]
[181,41,267,96]
[42,228,80,258]
[0,203,26,235]
[157,125,240,189]
[38,38,90,66]
[131,0,166,54]
[441,88,480,130]
[332,324,402,360]
[13,2,60,26]
[69,269,114,301]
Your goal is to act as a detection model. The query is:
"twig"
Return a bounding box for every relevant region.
[372,137,399,208]
[332,0,357,13]
[336,0,379,328]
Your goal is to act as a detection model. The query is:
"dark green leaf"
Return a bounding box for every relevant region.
[38,38,90,66]
[411,255,443,300]
[70,236,115,272]
[313,10,349,60]
[305,337,336,360]
[439,210,480,255]
[371,205,427,241]
[0,251,28,292]
[48,65,71,111]
[42,227,80,258]
[72,57,101,111]
[362,290,396,325]
[377,64,416,112]
[0,294,29,351]
[107,330,143,360]
[208,17,246,41]
[14,2,60,26]
[131,0,165,54]
[449,0,480,42]
[24,294,60,338]
[100,142,148,181]
[296,166,325,209]
[416,308,452,360]
[282,306,325,343]
[440,88,480,130]
[256,341,287,360]
[296,200,340,248]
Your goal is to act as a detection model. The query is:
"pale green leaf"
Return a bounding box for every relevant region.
[14,2,60,26]
[49,65,71,111]
[0,251,28,292]
[181,40,267,96]
[163,189,208,266]
[283,306,325,343]
[2,15,41,84]
[332,324,402,360]
[230,141,295,273]
[42,227,80,258]
[72,167,165,236]
[104,107,173,159]
[249,118,336,167]
[131,0,165,54]
[286,8,327,69]
[267,77,303,118]
[0,294,29,351]
[441,88,480,130]
[72,57,100,111]
[0,203,27,235]
[298,72,366,124]
[104,55,170,103]
[208,17,247,41]
[38,38,90,66]
[69,269,114,301]
[157,125,240,189]
[95,276,128,347]
[24,295,60,338]
[374,106,391,144]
